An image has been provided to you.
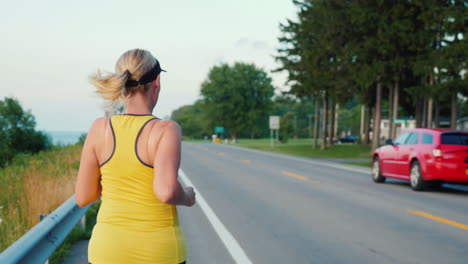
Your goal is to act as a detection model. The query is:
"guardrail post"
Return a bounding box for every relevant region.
[80,215,86,232]
[39,214,49,264]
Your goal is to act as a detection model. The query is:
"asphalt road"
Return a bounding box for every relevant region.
[177,142,468,264]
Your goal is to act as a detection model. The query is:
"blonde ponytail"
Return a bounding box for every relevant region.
[90,49,158,106]
[90,70,128,105]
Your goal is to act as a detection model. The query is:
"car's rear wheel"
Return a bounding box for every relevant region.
[372,157,385,183]
[410,161,427,191]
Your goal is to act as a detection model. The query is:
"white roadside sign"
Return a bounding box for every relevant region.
[269,116,280,129]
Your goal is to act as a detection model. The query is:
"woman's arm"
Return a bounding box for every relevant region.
[153,121,195,206]
[75,118,104,208]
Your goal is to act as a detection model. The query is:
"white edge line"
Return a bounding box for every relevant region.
[178,168,253,264]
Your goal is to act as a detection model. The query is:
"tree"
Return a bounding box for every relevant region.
[200,63,275,140]
[276,0,467,148]
[408,0,468,129]
[439,0,468,128]
[0,97,51,167]
[276,0,340,149]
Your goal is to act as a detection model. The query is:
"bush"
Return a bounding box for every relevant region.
[0,97,51,167]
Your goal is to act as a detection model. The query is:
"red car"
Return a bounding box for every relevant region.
[372,128,468,191]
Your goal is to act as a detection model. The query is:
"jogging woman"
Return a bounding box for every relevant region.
[75,48,195,264]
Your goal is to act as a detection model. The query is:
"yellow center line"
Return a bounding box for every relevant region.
[407,209,468,230]
[240,159,251,164]
[282,171,308,181]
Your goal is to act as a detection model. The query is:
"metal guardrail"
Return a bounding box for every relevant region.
[0,195,92,264]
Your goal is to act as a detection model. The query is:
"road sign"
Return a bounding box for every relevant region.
[215,126,224,133]
[269,116,280,129]
[393,119,408,124]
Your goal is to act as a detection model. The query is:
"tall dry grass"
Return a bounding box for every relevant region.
[0,144,82,251]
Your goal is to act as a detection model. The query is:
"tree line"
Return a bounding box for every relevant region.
[172,92,322,142]
[275,0,467,150]
[171,1,467,150]
[170,62,372,143]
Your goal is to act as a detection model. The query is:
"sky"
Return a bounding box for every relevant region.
[0,0,297,132]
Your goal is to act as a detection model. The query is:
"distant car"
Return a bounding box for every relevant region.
[337,135,358,144]
[372,128,468,191]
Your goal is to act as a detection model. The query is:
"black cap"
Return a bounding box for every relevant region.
[125,60,166,87]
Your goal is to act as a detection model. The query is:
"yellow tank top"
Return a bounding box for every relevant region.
[88,115,187,264]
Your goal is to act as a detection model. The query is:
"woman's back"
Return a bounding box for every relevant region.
[88,115,187,263]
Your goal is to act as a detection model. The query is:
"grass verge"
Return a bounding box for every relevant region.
[0,144,82,252]
[235,138,372,160]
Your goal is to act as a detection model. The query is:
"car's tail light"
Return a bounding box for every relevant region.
[432,149,442,157]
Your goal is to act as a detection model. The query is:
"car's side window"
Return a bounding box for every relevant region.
[394,132,410,145]
[422,133,433,144]
[405,132,419,145]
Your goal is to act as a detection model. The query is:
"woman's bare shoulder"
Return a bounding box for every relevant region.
[89,117,109,131]
[151,120,181,137]
[86,117,109,140]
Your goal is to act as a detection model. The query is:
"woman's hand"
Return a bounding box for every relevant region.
[183,186,196,207]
